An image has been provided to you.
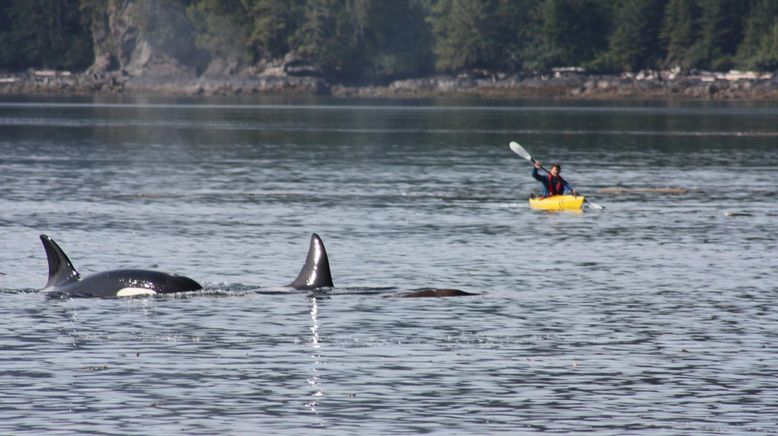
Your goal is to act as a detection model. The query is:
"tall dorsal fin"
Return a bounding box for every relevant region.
[40,235,80,289]
[289,233,333,290]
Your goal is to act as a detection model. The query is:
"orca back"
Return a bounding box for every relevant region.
[400,288,476,298]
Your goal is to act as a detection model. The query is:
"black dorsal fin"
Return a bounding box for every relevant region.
[289,233,333,290]
[40,235,80,289]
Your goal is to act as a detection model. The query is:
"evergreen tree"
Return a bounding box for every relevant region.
[362,0,434,79]
[296,0,432,81]
[604,0,666,72]
[661,0,699,69]
[736,0,778,69]
[694,0,750,70]
[244,0,305,60]
[187,0,252,63]
[296,0,342,74]
[132,0,202,62]
[752,20,778,70]
[493,0,538,72]
[431,0,499,72]
[0,2,15,70]
[0,0,93,71]
[531,0,614,71]
[431,0,535,73]
[662,0,750,71]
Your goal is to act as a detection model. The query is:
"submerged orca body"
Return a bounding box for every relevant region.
[398,288,476,298]
[40,235,202,298]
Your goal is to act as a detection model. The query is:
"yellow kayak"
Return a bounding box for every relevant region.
[529,195,585,211]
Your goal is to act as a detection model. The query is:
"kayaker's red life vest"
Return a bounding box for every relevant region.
[547,175,564,196]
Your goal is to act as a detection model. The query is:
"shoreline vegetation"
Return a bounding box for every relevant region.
[3,0,778,100]
[3,67,778,100]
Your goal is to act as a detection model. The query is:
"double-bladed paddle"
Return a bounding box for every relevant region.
[509,141,603,210]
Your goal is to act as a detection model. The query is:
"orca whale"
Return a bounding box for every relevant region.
[39,233,469,298]
[40,234,202,298]
[293,234,473,298]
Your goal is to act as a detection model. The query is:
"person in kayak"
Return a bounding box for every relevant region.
[532,161,577,197]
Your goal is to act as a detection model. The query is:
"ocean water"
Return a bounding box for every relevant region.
[1,96,777,434]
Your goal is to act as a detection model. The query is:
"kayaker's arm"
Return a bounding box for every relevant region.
[531,167,545,182]
[561,178,577,195]
[531,167,551,195]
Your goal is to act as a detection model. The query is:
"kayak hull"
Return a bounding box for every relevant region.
[529,195,585,211]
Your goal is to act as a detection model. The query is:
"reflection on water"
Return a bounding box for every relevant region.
[306,295,323,413]
[1,96,777,434]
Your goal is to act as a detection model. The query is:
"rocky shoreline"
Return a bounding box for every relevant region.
[3,69,778,100]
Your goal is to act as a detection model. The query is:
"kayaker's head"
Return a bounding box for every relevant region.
[550,163,561,177]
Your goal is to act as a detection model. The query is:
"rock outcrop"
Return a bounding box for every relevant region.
[87,0,202,80]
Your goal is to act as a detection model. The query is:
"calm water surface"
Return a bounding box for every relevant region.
[1,96,777,434]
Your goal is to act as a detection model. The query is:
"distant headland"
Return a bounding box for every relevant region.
[3,1,778,101]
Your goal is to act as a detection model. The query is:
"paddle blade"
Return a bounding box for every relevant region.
[585,200,604,210]
[509,141,532,161]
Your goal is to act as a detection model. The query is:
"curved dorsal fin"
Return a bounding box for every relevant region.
[40,235,80,289]
[289,233,333,290]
